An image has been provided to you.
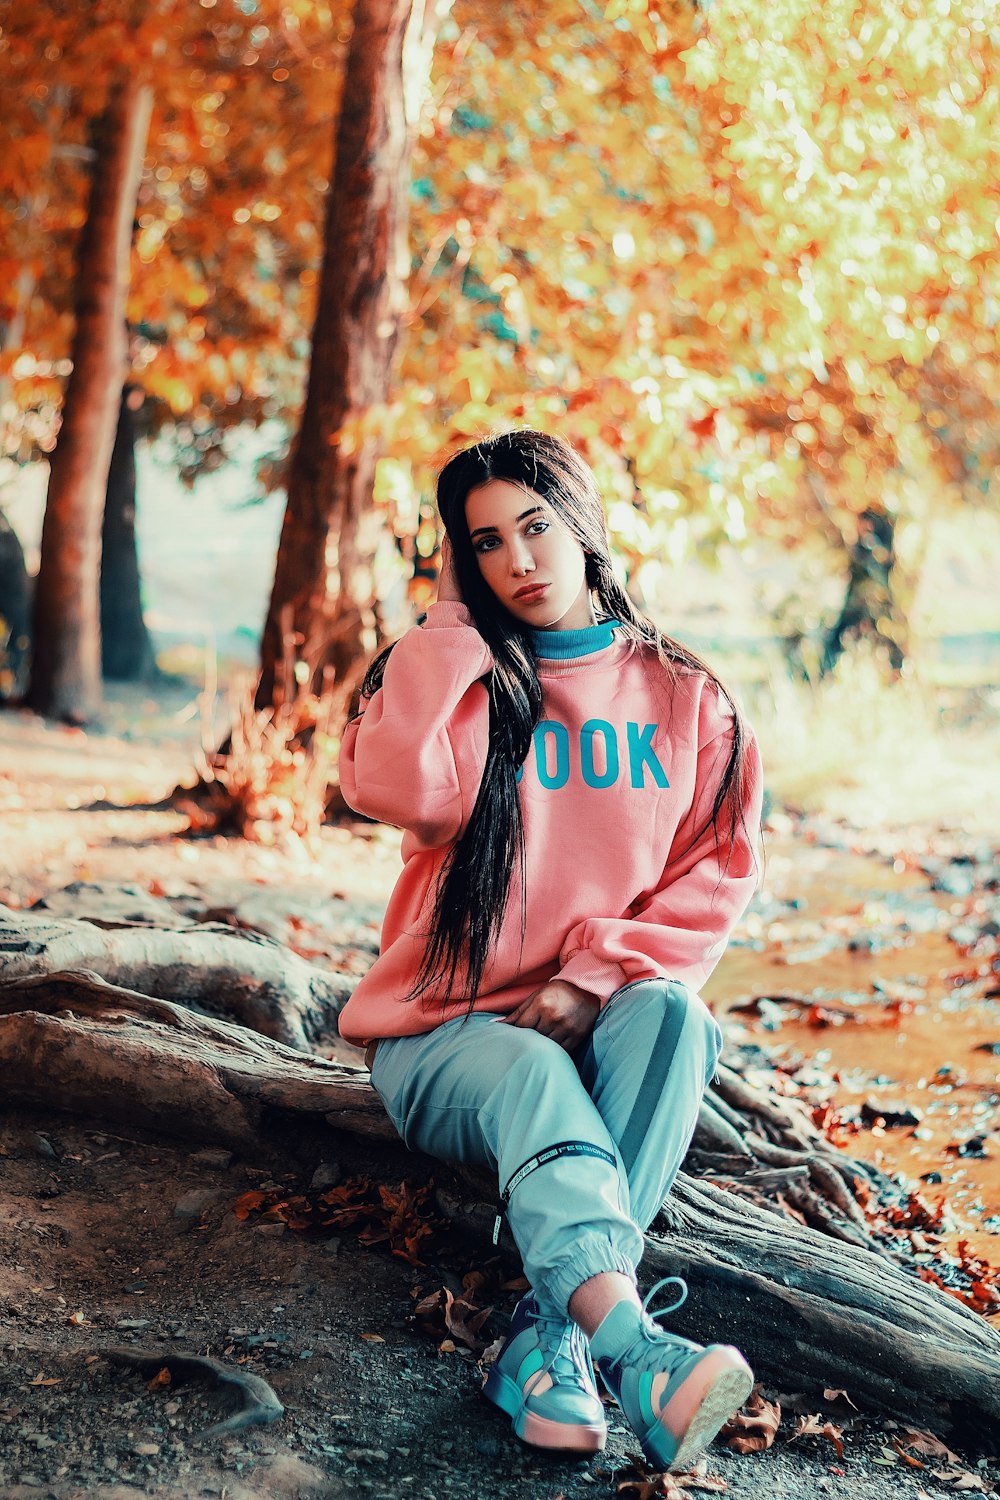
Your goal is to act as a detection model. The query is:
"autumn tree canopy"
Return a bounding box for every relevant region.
[1,0,997,681]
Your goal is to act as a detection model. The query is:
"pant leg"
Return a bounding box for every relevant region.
[576,980,723,1231]
[371,1013,645,1317]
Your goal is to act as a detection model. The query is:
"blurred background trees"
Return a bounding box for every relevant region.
[0,0,997,721]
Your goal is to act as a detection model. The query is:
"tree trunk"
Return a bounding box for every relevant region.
[821,506,906,676]
[101,384,155,681]
[258,0,450,707]
[0,509,31,701]
[2,899,1000,1440]
[28,75,153,723]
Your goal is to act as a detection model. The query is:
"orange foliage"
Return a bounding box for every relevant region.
[2,0,997,591]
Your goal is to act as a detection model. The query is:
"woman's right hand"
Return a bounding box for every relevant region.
[436,533,464,604]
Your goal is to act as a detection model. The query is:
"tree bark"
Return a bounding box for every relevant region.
[2,961,999,1438]
[821,506,906,676]
[28,74,153,723]
[100,384,155,681]
[258,0,450,706]
[0,899,356,1054]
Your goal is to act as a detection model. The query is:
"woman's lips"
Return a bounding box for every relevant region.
[512,583,549,602]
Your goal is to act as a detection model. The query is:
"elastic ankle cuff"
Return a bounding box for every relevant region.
[537,1240,637,1321]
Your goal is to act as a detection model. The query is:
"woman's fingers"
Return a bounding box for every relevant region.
[436,533,463,603]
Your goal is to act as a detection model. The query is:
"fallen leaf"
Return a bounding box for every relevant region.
[146,1366,171,1391]
[891,1438,927,1469]
[719,1390,780,1453]
[67,1311,86,1326]
[28,1376,61,1387]
[792,1414,845,1458]
[616,1456,727,1496]
[821,1388,858,1409]
[232,1189,268,1220]
[414,1286,493,1353]
[360,1333,385,1343]
[900,1430,961,1465]
[478,1335,504,1368]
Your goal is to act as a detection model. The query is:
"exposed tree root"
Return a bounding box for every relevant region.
[2,916,1000,1442]
[104,1348,284,1439]
[0,902,348,1052]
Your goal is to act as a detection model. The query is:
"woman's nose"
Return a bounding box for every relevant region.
[510,536,535,575]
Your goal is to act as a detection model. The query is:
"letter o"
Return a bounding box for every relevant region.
[580,718,619,788]
[534,721,570,789]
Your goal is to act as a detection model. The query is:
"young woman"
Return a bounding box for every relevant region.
[338,429,763,1473]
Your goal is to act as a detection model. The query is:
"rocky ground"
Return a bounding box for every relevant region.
[0,687,998,1500]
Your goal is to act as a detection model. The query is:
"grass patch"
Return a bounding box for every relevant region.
[748,649,1000,831]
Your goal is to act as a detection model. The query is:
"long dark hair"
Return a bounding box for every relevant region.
[361,429,756,1010]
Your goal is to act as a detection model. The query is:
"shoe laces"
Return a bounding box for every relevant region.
[527,1302,596,1392]
[643,1274,689,1320]
[603,1275,699,1378]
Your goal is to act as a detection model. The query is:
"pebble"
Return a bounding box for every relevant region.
[254,1222,287,1237]
[173,1189,226,1219]
[31,1132,57,1160]
[133,1441,160,1456]
[190,1148,234,1170]
[311,1161,342,1189]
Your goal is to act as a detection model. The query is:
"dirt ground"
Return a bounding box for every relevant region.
[0,686,998,1500]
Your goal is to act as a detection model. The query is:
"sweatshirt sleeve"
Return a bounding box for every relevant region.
[556,713,763,1003]
[338,601,492,847]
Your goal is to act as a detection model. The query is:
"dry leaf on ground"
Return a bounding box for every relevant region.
[891,1438,927,1469]
[616,1457,727,1498]
[719,1389,781,1453]
[930,1470,990,1492]
[792,1414,845,1458]
[413,1285,493,1353]
[901,1430,961,1465]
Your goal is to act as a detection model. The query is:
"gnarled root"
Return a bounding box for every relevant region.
[105,1348,284,1439]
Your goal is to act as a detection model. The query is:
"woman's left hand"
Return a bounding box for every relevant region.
[503,979,600,1050]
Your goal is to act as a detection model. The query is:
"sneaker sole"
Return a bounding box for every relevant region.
[483,1367,608,1453]
[659,1358,755,1473]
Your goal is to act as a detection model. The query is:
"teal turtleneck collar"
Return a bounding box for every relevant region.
[530,619,620,659]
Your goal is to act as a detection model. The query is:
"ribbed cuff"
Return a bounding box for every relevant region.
[421,601,475,628]
[558,951,630,1006]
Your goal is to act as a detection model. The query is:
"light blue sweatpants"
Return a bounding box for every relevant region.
[370,980,723,1319]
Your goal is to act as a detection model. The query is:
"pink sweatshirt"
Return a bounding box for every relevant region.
[337,602,763,1047]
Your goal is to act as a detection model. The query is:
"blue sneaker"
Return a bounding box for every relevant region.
[591,1277,753,1473]
[483,1293,608,1452]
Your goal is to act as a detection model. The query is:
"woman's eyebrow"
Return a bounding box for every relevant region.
[469,506,544,540]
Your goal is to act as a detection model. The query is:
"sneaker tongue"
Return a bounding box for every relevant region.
[534,1315,585,1380]
[589,1300,643,1365]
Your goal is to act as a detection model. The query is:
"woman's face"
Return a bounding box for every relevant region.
[464,479,595,631]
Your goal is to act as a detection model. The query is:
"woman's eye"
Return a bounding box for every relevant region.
[525,520,549,536]
[474,537,499,554]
